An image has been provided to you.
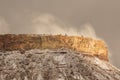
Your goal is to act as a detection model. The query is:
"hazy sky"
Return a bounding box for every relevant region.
[0,0,120,68]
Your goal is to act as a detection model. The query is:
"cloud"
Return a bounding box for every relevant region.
[79,23,97,39]
[31,13,98,40]
[0,13,98,40]
[31,14,80,36]
[0,17,9,34]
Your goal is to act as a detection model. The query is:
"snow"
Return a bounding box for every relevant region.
[0,49,120,80]
[93,57,109,70]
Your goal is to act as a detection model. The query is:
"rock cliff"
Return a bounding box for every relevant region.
[0,34,120,80]
[0,34,108,61]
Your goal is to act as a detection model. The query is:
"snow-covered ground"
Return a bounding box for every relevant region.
[0,49,120,80]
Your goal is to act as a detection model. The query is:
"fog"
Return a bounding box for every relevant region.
[0,17,9,34]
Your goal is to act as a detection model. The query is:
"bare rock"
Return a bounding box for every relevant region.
[0,34,108,61]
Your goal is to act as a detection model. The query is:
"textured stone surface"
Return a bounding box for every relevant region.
[0,34,108,61]
[0,49,120,80]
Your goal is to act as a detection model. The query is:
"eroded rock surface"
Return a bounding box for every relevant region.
[0,34,108,61]
[0,49,120,80]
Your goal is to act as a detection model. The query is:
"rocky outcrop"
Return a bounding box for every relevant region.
[0,34,108,61]
[0,34,119,80]
[0,49,120,80]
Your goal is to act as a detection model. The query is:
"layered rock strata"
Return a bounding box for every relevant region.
[0,34,108,61]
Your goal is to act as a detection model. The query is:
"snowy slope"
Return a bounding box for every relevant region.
[0,49,120,80]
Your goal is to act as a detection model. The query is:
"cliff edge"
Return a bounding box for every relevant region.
[0,34,108,61]
[0,34,120,80]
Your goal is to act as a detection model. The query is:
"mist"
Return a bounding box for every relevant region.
[31,14,97,39]
[0,17,9,34]
[31,14,79,36]
[0,13,98,40]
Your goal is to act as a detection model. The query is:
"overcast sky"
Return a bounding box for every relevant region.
[0,0,120,68]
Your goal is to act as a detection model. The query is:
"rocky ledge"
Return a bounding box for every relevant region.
[0,34,108,61]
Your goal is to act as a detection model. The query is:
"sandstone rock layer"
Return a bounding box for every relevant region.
[0,34,108,61]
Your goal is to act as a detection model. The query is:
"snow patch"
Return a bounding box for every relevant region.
[94,57,109,70]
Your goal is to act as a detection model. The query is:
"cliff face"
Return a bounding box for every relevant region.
[0,34,120,80]
[0,34,108,61]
